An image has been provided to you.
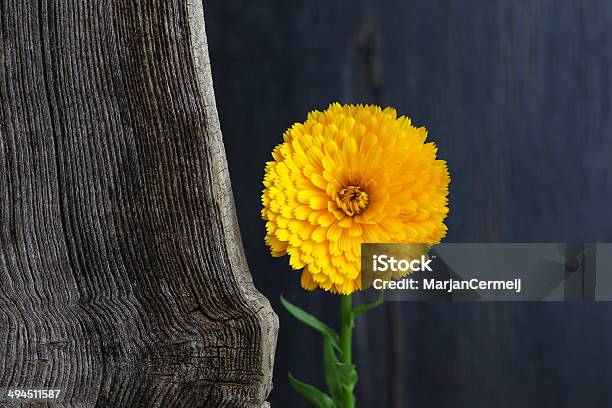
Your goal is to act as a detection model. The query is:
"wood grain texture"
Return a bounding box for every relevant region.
[0,0,277,407]
[204,0,612,406]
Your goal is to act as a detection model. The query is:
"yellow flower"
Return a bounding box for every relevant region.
[262,103,450,294]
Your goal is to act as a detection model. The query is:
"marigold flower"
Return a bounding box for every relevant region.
[262,103,450,294]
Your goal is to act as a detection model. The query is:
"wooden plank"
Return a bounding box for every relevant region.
[0,1,277,406]
[206,0,612,406]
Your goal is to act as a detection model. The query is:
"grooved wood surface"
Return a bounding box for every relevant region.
[0,1,277,407]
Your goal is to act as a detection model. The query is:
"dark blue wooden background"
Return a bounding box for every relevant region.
[205,1,612,406]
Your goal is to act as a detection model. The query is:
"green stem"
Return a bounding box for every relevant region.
[340,294,355,408]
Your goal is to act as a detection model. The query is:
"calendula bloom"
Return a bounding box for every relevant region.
[262,103,450,294]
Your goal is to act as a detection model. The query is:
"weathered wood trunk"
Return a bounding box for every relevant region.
[0,1,277,406]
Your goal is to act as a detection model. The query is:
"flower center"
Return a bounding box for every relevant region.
[336,185,369,216]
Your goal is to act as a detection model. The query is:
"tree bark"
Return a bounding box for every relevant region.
[0,0,278,407]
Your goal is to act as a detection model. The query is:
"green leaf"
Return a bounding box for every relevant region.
[280,294,340,350]
[323,338,359,404]
[352,291,384,317]
[322,337,342,401]
[288,373,336,408]
[336,363,358,407]
[336,362,358,387]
